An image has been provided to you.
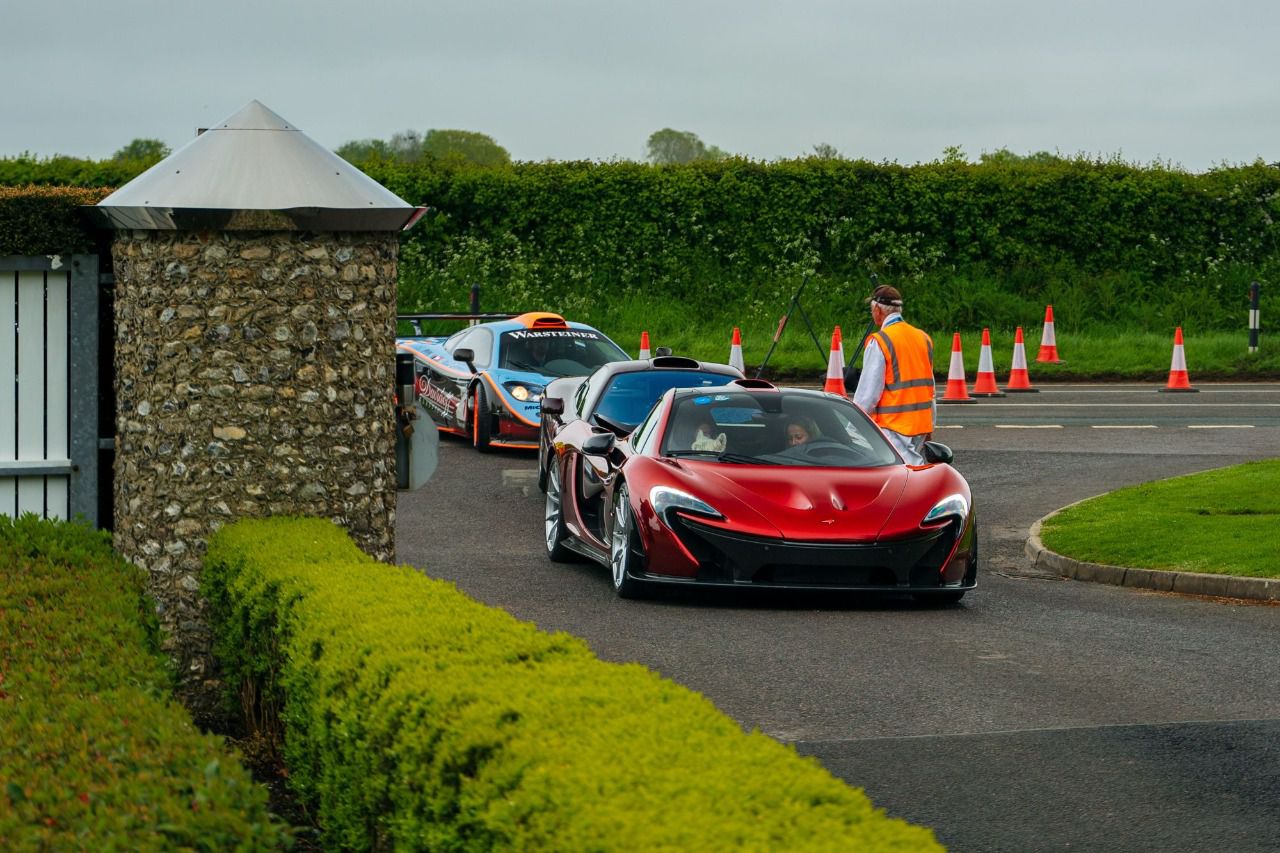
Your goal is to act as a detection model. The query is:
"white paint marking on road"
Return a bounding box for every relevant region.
[956,402,1280,407]
[994,424,1063,429]
[1038,385,1280,392]
[1090,425,1158,429]
[935,424,964,429]
[1187,424,1256,429]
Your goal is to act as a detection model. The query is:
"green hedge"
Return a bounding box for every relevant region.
[10,153,1272,332]
[0,185,111,255]
[0,515,287,850]
[204,517,941,851]
[367,157,1280,334]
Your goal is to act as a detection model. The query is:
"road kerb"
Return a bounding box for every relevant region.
[1026,510,1280,602]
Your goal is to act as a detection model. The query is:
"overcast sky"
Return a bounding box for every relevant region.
[4,1,1277,170]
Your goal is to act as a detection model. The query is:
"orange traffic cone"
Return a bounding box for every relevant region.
[939,332,976,404]
[1159,327,1199,393]
[971,328,1006,397]
[638,331,651,360]
[728,327,745,373]
[1004,327,1039,392]
[824,326,847,397]
[1037,305,1063,363]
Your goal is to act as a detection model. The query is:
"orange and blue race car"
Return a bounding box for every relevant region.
[396,312,630,452]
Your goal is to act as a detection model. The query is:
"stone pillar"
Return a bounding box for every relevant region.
[111,229,399,719]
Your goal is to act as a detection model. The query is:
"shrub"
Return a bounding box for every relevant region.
[0,515,287,850]
[0,185,111,255]
[204,517,941,851]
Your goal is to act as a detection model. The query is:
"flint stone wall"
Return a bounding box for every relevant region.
[111,230,398,717]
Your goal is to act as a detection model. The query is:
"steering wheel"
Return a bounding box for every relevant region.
[800,439,861,458]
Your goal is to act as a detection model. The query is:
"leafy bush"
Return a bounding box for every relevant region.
[8,153,1276,335]
[204,517,941,851]
[0,515,287,850]
[0,185,111,255]
[372,156,1280,334]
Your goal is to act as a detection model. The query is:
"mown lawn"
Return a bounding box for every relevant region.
[1039,460,1280,578]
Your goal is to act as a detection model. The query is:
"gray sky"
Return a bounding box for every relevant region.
[4,1,1278,170]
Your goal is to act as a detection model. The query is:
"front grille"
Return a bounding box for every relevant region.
[672,516,957,589]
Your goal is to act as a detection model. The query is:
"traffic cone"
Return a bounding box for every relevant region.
[939,332,976,404]
[1159,327,1199,393]
[824,326,847,397]
[1004,327,1039,392]
[971,328,1006,397]
[638,331,651,360]
[728,327,745,373]
[1037,305,1063,363]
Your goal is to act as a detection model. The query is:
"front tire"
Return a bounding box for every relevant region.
[471,382,493,453]
[609,484,648,599]
[544,460,576,563]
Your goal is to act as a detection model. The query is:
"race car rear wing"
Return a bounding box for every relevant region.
[397,312,518,335]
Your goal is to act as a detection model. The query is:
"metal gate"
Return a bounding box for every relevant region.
[0,255,101,524]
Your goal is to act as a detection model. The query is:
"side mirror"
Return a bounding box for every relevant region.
[454,348,477,374]
[921,441,954,465]
[541,397,564,416]
[582,431,616,456]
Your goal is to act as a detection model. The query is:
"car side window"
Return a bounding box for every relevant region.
[448,328,492,368]
[630,399,663,453]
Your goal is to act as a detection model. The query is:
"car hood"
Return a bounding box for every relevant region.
[658,460,919,542]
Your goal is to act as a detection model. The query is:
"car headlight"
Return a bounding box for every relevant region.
[922,493,969,525]
[650,486,724,529]
[504,382,544,402]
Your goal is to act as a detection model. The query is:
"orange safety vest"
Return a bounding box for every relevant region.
[866,321,935,437]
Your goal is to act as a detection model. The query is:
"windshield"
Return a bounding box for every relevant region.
[593,370,737,430]
[661,390,899,468]
[500,328,629,377]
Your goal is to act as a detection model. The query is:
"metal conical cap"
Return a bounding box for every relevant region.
[95,100,423,232]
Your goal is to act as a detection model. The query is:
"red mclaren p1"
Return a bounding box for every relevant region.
[542,377,976,601]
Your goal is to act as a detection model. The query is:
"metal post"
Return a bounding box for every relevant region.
[395,353,416,489]
[1248,281,1260,354]
[469,282,481,326]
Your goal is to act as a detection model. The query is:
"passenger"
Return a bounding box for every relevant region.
[690,415,727,452]
[784,415,820,449]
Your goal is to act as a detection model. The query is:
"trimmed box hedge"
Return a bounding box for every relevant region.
[0,515,287,850]
[203,517,941,851]
[0,185,111,256]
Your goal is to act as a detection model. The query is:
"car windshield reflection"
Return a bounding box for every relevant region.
[593,370,737,428]
[500,329,629,377]
[661,390,899,468]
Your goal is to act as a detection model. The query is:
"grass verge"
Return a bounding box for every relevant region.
[396,298,1279,382]
[1039,460,1280,578]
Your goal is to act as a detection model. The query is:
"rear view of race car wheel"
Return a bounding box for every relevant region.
[609,484,648,599]
[544,460,577,563]
[471,382,493,453]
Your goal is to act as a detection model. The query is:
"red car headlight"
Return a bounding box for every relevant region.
[649,486,724,530]
[922,493,969,526]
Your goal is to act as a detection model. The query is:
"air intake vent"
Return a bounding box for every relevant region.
[732,378,778,390]
[649,356,701,369]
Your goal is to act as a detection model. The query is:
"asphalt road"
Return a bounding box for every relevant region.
[395,383,1280,852]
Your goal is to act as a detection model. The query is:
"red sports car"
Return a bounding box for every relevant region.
[542,377,976,601]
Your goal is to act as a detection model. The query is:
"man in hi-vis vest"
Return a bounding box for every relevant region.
[852,285,936,465]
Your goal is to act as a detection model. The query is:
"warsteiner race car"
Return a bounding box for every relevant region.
[541,377,977,600]
[397,312,629,451]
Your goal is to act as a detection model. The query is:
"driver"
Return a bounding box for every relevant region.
[785,416,819,448]
[524,335,552,364]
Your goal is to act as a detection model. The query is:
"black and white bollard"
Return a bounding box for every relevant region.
[1248,281,1260,354]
